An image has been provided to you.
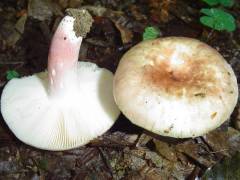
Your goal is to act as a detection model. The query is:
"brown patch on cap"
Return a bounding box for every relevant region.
[143,48,220,98]
[211,112,217,119]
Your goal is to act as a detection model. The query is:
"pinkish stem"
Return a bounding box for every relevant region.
[47,16,82,96]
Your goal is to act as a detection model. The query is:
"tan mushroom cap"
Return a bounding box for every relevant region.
[113,37,238,138]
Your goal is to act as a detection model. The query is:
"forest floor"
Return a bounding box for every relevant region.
[0,0,240,179]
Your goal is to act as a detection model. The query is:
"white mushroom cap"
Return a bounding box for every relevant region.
[1,12,120,150]
[1,62,119,150]
[113,37,238,138]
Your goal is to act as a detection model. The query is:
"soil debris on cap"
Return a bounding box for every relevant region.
[65,8,93,38]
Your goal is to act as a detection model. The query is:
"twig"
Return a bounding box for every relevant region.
[205,29,215,43]
[0,61,24,65]
[208,149,229,154]
[98,147,115,179]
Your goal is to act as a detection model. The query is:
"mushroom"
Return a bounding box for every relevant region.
[113,37,238,138]
[1,9,120,150]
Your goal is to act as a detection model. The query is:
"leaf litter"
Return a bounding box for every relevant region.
[0,0,240,179]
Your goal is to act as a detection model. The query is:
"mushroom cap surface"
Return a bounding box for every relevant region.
[113,37,238,138]
[1,62,120,150]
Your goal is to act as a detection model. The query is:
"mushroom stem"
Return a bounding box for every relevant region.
[47,9,93,97]
[48,15,82,96]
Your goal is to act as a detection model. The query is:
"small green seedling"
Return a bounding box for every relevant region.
[143,26,160,41]
[200,8,236,32]
[200,0,236,32]
[202,0,234,7]
[38,158,48,171]
[6,70,19,80]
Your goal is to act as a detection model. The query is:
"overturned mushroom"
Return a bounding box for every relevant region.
[113,37,238,138]
[1,9,120,150]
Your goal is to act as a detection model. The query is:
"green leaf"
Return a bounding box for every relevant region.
[202,152,240,179]
[200,8,236,32]
[6,70,20,80]
[202,0,234,7]
[200,16,215,28]
[143,26,160,41]
[38,159,48,171]
[219,0,234,7]
[202,0,219,6]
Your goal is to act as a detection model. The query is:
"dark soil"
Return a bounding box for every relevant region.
[0,0,240,179]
